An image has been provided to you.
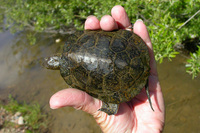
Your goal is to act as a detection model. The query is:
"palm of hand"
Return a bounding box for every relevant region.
[50,5,165,133]
[93,75,164,133]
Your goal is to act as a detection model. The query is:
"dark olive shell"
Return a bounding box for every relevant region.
[60,29,150,104]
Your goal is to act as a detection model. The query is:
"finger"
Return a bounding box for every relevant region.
[84,15,101,30]
[133,20,158,76]
[111,5,131,29]
[49,88,102,115]
[100,15,118,31]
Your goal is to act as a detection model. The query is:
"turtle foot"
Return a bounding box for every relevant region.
[98,102,119,115]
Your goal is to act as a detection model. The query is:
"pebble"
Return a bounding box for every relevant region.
[18,116,24,125]
[9,112,24,125]
[15,112,21,117]
[55,38,61,43]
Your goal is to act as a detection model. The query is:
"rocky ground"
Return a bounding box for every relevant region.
[0,107,28,133]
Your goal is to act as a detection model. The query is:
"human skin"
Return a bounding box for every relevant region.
[50,5,165,133]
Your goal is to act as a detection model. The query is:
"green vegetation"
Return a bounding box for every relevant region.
[0,0,200,78]
[0,95,49,132]
[186,46,200,79]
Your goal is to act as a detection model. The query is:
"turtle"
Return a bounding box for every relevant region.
[44,29,154,115]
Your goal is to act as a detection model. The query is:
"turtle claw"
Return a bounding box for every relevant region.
[145,80,154,111]
[98,102,119,115]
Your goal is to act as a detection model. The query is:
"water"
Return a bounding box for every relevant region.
[0,30,101,133]
[158,55,200,133]
[0,29,200,133]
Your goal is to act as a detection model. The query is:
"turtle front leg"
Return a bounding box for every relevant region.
[98,102,119,115]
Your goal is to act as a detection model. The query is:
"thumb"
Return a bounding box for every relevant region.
[49,88,102,115]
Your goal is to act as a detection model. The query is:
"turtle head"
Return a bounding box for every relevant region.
[43,54,61,70]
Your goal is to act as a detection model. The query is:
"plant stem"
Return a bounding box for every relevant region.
[177,9,200,30]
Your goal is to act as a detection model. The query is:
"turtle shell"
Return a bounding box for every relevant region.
[59,29,150,104]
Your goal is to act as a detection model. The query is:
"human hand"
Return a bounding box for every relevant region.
[50,5,165,133]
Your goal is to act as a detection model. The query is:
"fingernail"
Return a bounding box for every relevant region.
[50,106,58,109]
[136,19,143,22]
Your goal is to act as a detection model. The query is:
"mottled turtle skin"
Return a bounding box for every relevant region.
[45,29,153,115]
